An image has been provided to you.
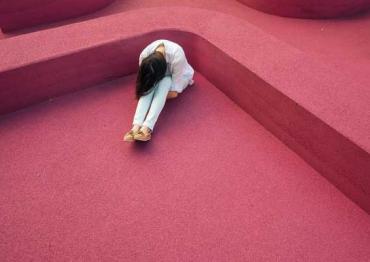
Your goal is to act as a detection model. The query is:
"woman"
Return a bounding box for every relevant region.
[123,39,194,142]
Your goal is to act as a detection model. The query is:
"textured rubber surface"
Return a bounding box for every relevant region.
[1,74,370,261]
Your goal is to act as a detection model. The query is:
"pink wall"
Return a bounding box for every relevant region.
[238,0,370,18]
[0,0,115,32]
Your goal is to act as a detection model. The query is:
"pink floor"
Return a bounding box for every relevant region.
[1,0,370,261]
[1,74,370,261]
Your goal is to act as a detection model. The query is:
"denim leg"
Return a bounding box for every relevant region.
[142,76,172,131]
[132,87,155,127]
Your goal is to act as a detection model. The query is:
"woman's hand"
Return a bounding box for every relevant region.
[166,91,178,100]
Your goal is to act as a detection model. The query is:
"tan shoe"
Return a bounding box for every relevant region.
[123,130,138,142]
[134,128,152,141]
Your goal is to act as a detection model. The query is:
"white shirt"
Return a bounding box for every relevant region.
[139,39,194,93]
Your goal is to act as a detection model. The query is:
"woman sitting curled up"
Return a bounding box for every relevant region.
[123,39,194,142]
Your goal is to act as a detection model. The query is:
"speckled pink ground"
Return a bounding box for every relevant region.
[1,74,370,261]
[1,0,370,261]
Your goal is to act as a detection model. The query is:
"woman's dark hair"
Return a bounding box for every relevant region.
[136,51,167,99]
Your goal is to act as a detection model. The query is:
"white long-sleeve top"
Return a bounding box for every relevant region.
[139,39,194,93]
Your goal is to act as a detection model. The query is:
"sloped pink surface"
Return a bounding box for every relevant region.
[1,74,370,261]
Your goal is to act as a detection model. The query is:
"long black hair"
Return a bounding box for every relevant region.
[136,51,167,99]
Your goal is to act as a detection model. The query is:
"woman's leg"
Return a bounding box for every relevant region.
[142,76,172,131]
[132,87,155,128]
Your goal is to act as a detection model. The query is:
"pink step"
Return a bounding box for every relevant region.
[0,7,369,213]
[1,73,370,261]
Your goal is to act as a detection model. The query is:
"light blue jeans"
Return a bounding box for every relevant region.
[132,76,172,131]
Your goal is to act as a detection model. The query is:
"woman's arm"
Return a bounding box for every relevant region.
[170,48,192,93]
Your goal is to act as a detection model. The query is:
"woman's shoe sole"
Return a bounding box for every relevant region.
[123,137,135,142]
[133,134,151,141]
[134,137,151,142]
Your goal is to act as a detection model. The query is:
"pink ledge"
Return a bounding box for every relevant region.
[0,0,115,32]
[238,0,370,19]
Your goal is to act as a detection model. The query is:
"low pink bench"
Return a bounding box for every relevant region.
[0,0,115,32]
[0,7,369,213]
